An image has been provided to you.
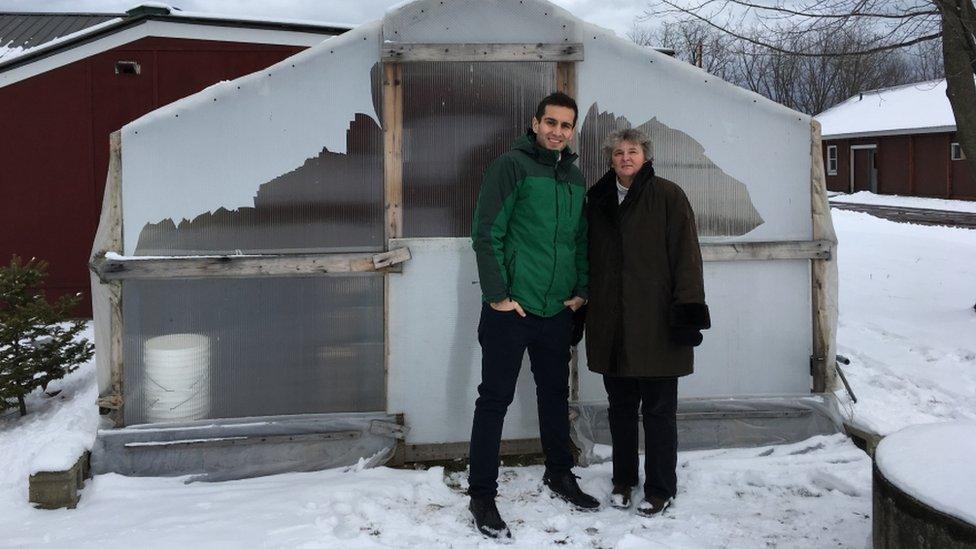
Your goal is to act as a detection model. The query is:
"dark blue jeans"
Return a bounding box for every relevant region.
[603,375,679,500]
[468,303,575,498]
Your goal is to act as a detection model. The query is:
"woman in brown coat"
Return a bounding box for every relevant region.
[585,128,710,516]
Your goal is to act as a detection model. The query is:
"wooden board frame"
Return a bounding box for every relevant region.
[810,121,835,394]
[700,240,830,262]
[90,248,411,281]
[382,43,583,63]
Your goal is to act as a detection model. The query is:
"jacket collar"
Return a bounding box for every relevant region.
[592,160,656,221]
[513,131,579,168]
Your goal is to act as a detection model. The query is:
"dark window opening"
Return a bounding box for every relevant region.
[115,61,141,75]
[951,142,965,161]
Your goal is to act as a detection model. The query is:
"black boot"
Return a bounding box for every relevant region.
[610,484,633,509]
[469,497,512,540]
[542,471,600,510]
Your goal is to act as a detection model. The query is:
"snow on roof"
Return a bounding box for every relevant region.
[816,79,956,139]
[0,5,351,72]
[156,6,355,32]
[0,17,123,65]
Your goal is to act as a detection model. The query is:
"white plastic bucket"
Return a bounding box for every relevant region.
[144,333,211,423]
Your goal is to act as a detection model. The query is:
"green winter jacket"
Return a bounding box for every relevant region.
[471,132,588,317]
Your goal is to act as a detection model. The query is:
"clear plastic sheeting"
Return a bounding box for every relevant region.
[571,396,845,466]
[122,275,385,425]
[383,0,580,44]
[120,22,383,255]
[91,412,402,481]
[577,23,812,243]
[402,62,555,237]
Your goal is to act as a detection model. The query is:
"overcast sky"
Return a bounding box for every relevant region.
[0,0,651,38]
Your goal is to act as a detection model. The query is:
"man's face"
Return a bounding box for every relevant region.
[531,105,576,151]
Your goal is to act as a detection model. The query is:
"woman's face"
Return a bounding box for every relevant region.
[611,140,646,180]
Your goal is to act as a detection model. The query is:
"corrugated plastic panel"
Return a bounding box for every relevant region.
[122,275,385,425]
[121,22,384,255]
[401,61,556,237]
[577,22,813,242]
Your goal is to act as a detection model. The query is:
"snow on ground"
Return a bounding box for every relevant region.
[1,209,975,546]
[0,434,870,548]
[833,209,976,435]
[0,325,98,497]
[875,421,976,525]
[830,191,976,214]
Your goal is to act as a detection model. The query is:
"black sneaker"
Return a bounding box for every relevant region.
[636,495,673,517]
[542,471,600,511]
[469,497,512,540]
[610,484,633,509]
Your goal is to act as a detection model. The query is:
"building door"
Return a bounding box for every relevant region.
[851,145,878,193]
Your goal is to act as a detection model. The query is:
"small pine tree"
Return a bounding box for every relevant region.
[0,256,94,416]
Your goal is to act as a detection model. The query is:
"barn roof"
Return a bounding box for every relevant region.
[816,79,957,139]
[0,4,351,84]
[0,12,121,62]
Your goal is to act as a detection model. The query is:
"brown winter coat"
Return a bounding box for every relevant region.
[585,161,710,378]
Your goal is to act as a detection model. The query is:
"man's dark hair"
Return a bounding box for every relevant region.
[534,92,578,126]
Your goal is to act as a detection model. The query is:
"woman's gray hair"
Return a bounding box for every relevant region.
[602,128,653,164]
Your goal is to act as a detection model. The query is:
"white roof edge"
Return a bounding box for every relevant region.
[0,19,332,88]
[822,125,957,140]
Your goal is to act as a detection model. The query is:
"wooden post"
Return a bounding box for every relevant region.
[556,61,581,404]
[90,131,126,427]
[383,63,404,243]
[810,121,835,394]
[556,62,576,100]
[383,62,404,417]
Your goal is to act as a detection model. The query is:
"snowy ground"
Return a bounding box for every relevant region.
[832,209,976,436]
[830,191,976,214]
[1,203,974,547]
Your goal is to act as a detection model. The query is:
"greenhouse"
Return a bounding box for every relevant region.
[87,0,840,480]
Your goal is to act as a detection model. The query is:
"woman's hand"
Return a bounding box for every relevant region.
[564,296,586,312]
[491,298,526,317]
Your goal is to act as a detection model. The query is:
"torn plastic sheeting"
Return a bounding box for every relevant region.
[120,21,382,255]
[577,22,812,243]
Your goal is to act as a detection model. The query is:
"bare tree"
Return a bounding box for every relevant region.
[642,0,976,185]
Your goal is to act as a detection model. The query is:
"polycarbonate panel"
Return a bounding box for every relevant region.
[121,22,384,255]
[122,275,384,425]
[133,112,384,255]
[577,23,813,242]
[401,62,556,237]
[578,107,765,237]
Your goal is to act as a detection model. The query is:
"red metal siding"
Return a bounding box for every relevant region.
[875,135,910,195]
[823,139,850,192]
[950,132,975,199]
[0,37,305,317]
[0,62,94,307]
[913,133,950,197]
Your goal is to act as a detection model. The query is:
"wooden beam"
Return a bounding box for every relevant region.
[699,240,831,262]
[809,121,833,394]
[90,249,412,281]
[555,61,576,99]
[382,43,583,63]
[383,63,404,243]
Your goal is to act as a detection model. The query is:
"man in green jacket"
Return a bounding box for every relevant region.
[468,92,597,540]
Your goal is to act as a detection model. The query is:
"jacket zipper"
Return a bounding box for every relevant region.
[543,165,561,309]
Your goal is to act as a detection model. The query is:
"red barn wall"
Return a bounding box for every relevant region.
[822,131,975,201]
[0,37,305,317]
